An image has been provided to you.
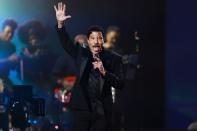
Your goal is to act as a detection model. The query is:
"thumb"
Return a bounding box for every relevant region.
[64,15,71,20]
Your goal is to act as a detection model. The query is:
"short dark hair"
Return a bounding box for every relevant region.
[106,26,120,34]
[2,19,18,31]
[87,25,104,39]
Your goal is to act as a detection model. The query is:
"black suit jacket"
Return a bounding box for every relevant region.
[56,26,124,120]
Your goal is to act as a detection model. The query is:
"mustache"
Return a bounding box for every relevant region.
[92,44,100,47]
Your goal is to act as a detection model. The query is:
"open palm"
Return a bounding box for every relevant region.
[54,2,71,23]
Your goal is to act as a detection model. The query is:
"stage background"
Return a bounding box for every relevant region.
[165,0,197,129]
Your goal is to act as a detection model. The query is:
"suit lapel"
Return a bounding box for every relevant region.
[99,50,108,93]
[78,50,109,93]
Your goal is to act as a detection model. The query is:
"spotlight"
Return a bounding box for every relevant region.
[28,119,31,124]
[33,120,37,124]
[54,124,59,130]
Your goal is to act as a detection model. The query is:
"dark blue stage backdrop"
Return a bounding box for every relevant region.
[165,0,197,129]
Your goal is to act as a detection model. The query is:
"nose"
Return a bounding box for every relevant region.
[93,38,99,44]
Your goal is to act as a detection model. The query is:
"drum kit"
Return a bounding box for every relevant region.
[0,81,45,131]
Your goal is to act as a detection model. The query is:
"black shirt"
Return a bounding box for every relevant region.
[85,56,104,115]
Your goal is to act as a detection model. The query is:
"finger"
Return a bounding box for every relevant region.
[65,15,72,20]
[92,61,98,65]
[97,62,103,68]
[58,2,61,10]
[93,66,97,69]
[63,4,66,12]
[59,2,62,10]
[95,64,100,69]
[98,61,102,65]
[92,62,98,69]
[60,2,63,10]
[94,61,101,67]
[54,5,57,12]
[92,62,97,65]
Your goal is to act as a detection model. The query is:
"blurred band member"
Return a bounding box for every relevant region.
[104,26,122,101]
[52,76,76,131]
[17,20,55,88]
[18,20,48,59]
[74,34,88,48]
[104,27,140,131]
[104,26,122,54]
[0,19,18,84]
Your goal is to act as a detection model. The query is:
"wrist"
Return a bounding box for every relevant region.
[57,21,64,28]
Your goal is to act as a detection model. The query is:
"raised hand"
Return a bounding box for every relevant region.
[54,2,71,28]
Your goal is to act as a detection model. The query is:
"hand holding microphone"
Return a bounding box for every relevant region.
[92,54,106,76]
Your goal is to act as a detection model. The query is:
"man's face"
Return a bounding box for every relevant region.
[87,31,104,55]
[2,26,13,41]
[106,31,119,45]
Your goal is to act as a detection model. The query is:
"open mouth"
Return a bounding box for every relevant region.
[93,45,99,47]
[93,46,100,51]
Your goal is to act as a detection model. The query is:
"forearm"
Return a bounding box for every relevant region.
[54,2,75,57]
[56,25,78,58]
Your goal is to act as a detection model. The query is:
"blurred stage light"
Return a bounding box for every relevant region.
[54,124,59,130]
[33,120,38,124]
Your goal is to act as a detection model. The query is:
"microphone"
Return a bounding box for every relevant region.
[93,53,100,62]
[92,53,106,76]
[93,53,101,74]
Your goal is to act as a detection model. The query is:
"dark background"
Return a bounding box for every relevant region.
[165,0,197,129]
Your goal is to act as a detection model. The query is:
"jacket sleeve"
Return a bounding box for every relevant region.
[104,56,125,89]
[55,25,78,59]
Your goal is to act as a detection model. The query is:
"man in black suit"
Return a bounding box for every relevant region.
[54,2,124,131]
